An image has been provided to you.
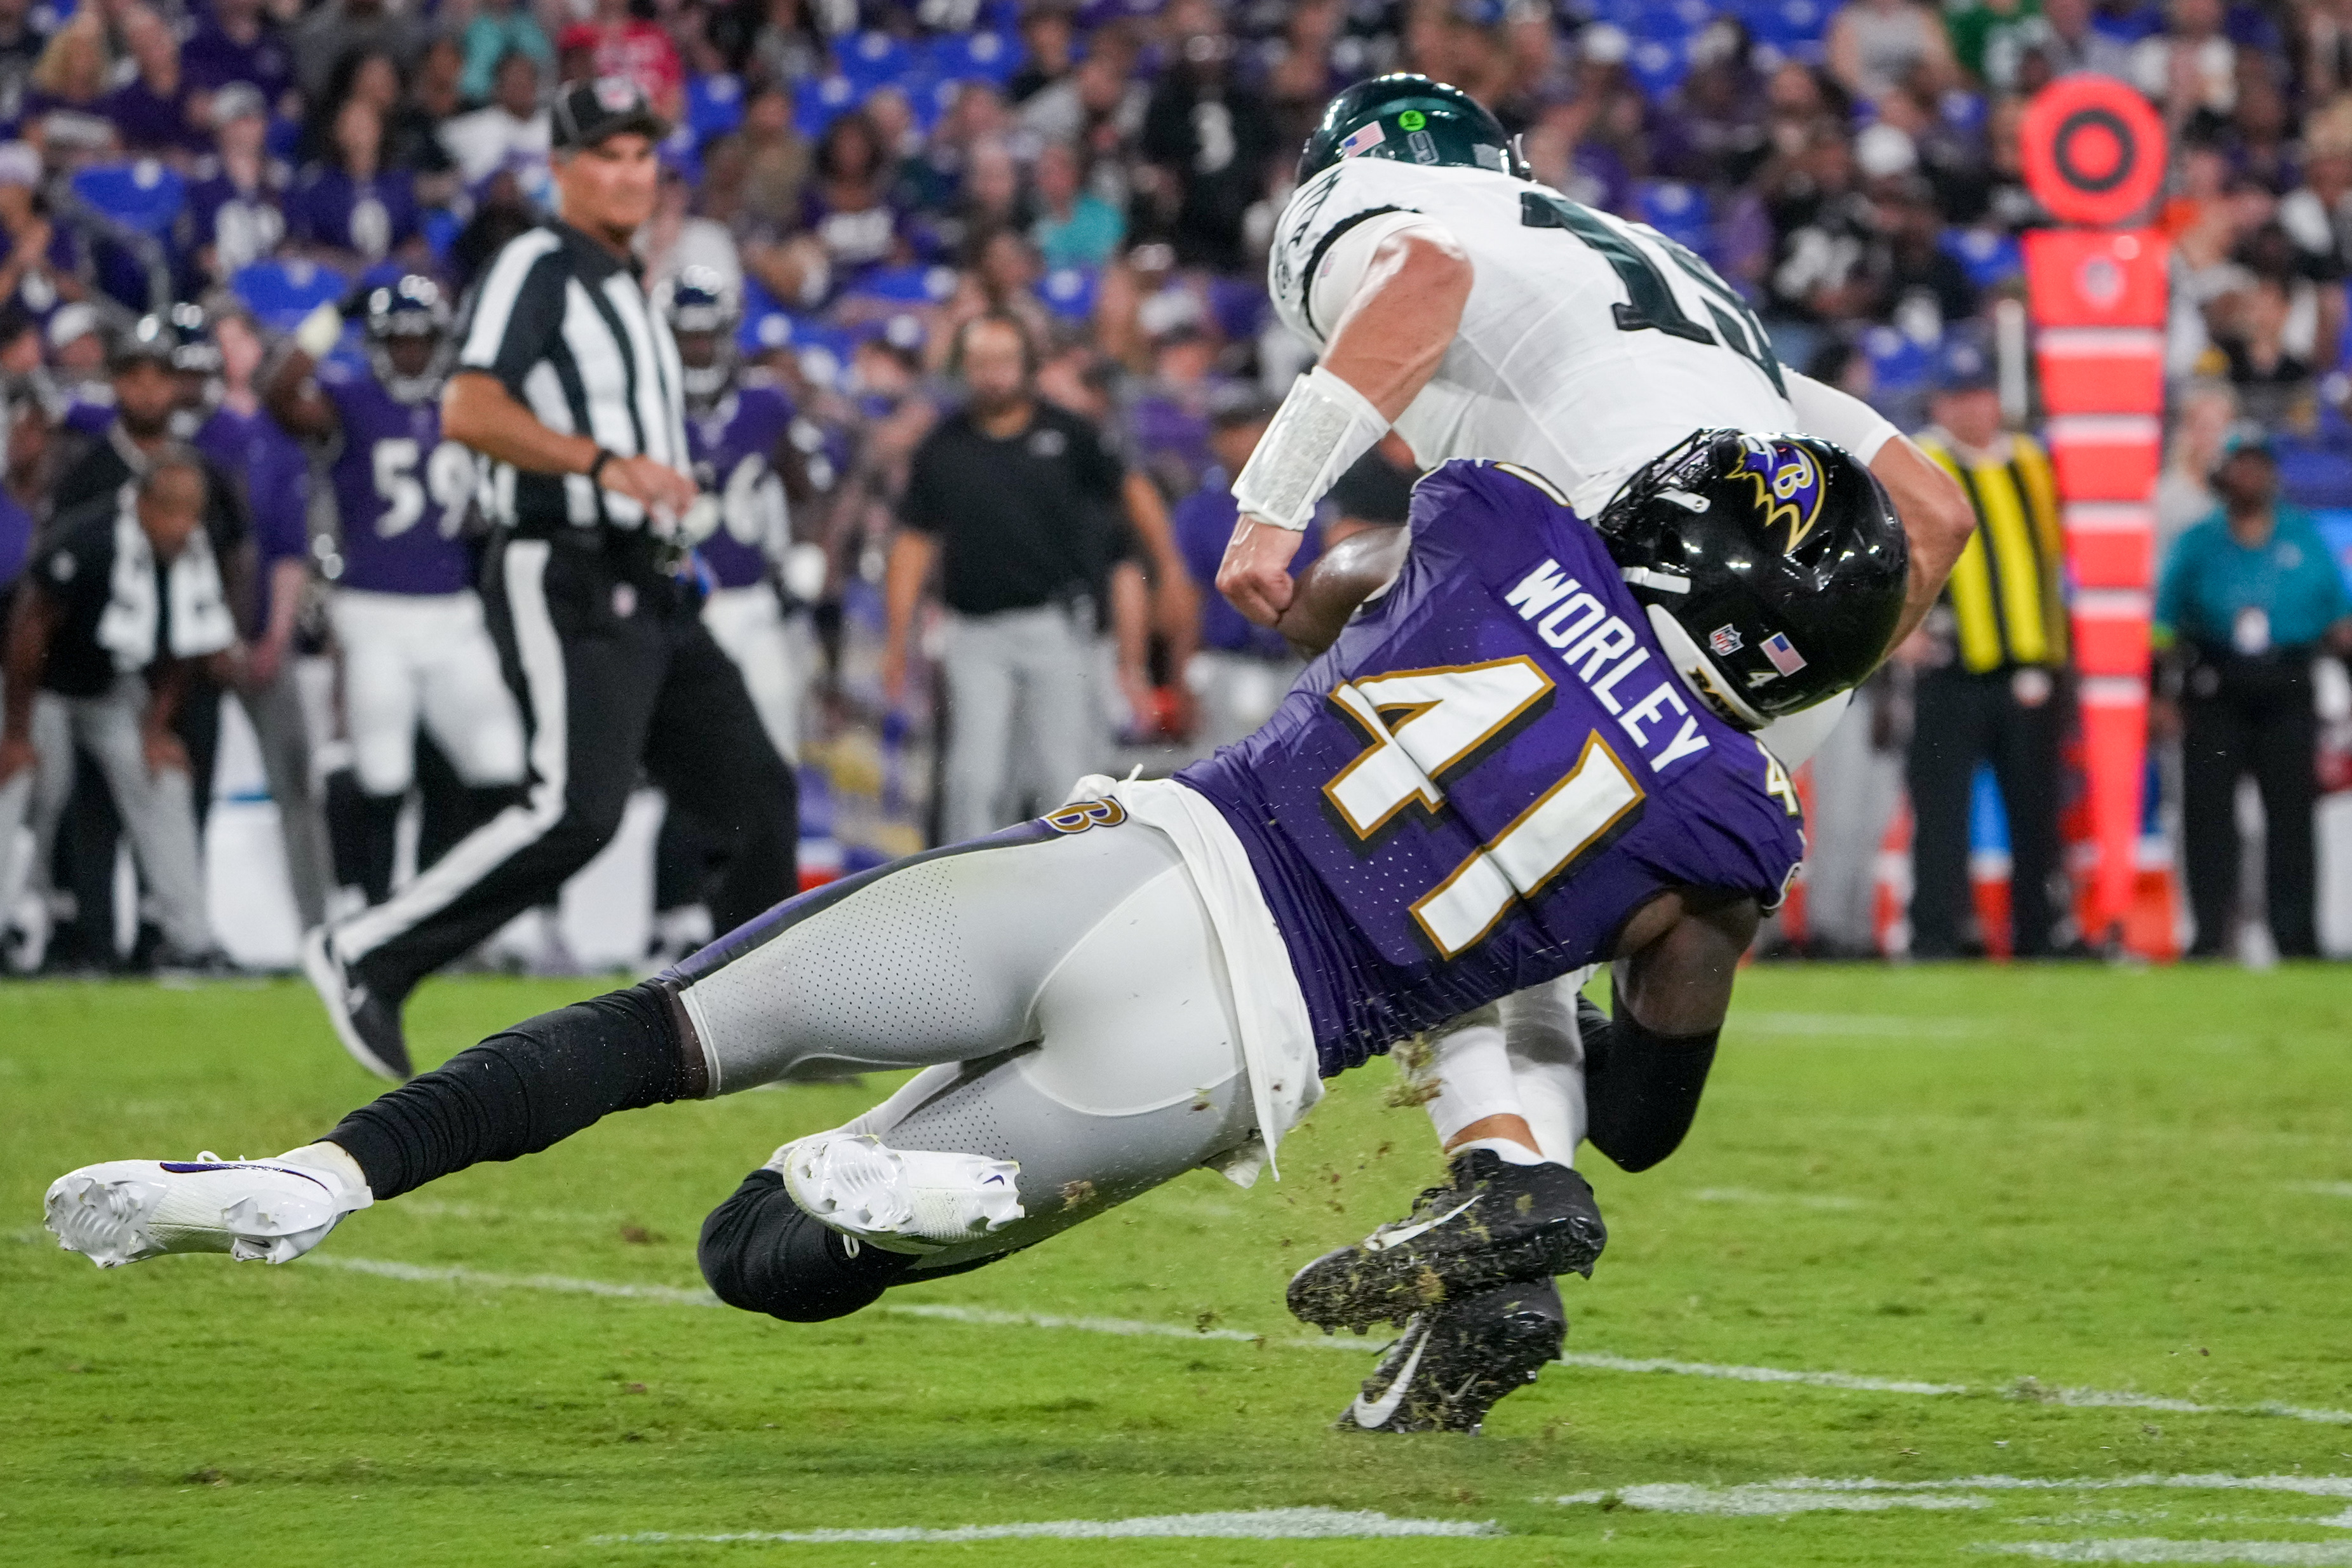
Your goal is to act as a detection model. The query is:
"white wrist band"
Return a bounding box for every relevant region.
[1230,365,1389,532]
[293,300,342,360]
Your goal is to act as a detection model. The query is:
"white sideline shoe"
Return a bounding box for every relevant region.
[45,1155,373,1268]
[772,1131,1023,1254]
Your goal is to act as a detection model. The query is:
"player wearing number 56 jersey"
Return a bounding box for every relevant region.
[265,276,528,902]
[46,455,1902,1445]
[664,268,810,766]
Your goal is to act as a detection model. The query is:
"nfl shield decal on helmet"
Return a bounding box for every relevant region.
[1761,632,1808,676]
[1338,121,1387,157]
[1709,624,1743,656]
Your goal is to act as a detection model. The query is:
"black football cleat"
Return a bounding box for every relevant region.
[1336,1277,1566,1435]
[301,927,411,1082]
[1287,1149,1605,1332]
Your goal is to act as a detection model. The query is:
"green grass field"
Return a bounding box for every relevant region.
[4,965,2351,1567]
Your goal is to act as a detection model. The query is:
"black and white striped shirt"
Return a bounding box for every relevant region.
[455,219,690,537]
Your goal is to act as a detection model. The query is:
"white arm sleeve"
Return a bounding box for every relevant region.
[1303,210,1456,344]
[1783,370,1900,467]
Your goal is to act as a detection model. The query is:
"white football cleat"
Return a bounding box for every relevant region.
[44,1154,372,1268]
[772,1131,1022,1254]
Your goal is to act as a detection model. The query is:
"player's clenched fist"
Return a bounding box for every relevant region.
[1217,515,1307,627]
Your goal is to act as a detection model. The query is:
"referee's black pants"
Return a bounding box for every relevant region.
[1906,666,2067,959]
[327,533,797,1004]
[2179,650,2318,959]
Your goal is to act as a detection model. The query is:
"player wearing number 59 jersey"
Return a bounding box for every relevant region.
[266,276,526,864]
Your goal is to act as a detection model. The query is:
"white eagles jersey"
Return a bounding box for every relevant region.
[1269,157,1800,521]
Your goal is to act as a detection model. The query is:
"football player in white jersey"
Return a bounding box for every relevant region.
[1211,77,1979,1428]
[1218,76,1973,666]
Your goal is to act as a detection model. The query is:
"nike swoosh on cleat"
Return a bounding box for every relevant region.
[157,1162,330,1192]
[1349,1332,1431,1429]
[1362,1196,1479,1253]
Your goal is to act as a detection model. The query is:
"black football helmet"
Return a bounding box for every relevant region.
[363,274,452,406]
[1298,74,1529,184]
[1598,429,1907,729]
[657,265,740,413]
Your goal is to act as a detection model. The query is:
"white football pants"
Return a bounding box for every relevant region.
[330,589,526,797]
[699,583,809,765]
[673,815,1256,1269]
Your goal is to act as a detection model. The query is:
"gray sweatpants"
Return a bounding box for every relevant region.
[1803,691,1902,953]
[0,677,213,955]
[939,603,1105,845]
[237,667,333,931]
[671,814,1256,1268]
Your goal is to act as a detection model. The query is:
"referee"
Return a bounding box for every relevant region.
[1905,340,2073,960]
[303,78,798,1081]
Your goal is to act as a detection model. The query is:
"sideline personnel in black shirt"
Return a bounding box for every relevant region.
[884,312,1195,843]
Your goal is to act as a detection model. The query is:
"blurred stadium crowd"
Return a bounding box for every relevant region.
[0,0,2349,975]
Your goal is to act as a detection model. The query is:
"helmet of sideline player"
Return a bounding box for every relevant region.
[363,274,452,406]
[164,302,224,420]
[658,265,739,413]
[1598,429,1908,729]
[1297,74,1529,184]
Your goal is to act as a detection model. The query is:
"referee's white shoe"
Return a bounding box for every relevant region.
[773,1131,1023,1254]
[46,1153,372,1268]
[302,926,411,1081]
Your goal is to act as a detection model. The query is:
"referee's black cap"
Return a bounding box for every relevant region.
[551,77,670,151]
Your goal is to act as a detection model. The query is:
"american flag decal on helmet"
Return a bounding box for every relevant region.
[1338,121,1387,157]
[1761,632,1808,676]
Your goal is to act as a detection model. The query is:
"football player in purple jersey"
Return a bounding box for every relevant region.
[264,275,527,910]
[50,435,1904,1436]
[647,267,820,958]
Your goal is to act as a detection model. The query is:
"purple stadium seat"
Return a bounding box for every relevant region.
[1940,228,2023,291]
[1627,35,1690,100]
[840,29,915,88]
[793,74,859,138]
[1860,323,1935,391]
[1039,265,1099,322]
[927,29,1023,84]
[687,73,746,145]
[69,161,185,237]
[231,257,350,332]
[1636,179,1712,253]
[841,263,958,306]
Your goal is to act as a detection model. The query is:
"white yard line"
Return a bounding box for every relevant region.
[304,1255,2352,1426]
[1988,1543,2352,1564]
[586,1508,1498,1544]
[2285,1183,2352,1200]
[1550,1476,2352,1519]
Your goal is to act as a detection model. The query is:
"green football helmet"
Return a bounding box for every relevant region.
[1297,74,1528,184]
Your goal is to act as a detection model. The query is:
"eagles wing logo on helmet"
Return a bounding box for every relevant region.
[1730,436,1827,555]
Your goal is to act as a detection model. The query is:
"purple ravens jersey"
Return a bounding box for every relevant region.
[685,380,792,591]
[1177,461,1806,1076]
[319,358,476,596]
